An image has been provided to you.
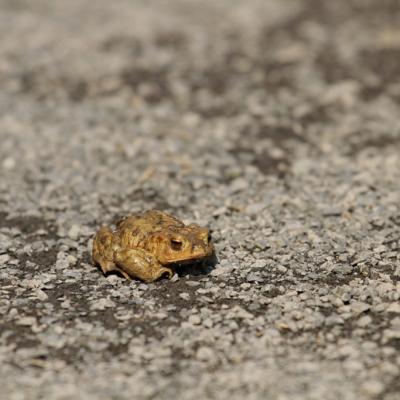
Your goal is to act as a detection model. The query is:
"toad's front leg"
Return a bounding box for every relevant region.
[114,248,173,283]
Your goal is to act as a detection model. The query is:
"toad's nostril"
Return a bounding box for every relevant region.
[194,244,204,252]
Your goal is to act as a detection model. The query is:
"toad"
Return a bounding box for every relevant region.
[92,210,214,282]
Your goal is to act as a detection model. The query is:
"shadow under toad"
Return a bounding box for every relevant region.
[171,252,218,278]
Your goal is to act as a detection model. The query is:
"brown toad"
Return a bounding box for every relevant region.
[92,210,214,282]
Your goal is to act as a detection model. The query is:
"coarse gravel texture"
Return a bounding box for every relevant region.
[1,0,400,399]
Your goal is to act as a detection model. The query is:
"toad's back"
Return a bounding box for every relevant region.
[116,210,184,249]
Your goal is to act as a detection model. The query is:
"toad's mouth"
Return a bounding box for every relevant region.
[166,252,215,267]
[172,258,206,266]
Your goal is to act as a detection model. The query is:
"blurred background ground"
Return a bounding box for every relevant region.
[0,1,400,399]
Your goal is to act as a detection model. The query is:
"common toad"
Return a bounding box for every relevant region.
[92,210,214,282]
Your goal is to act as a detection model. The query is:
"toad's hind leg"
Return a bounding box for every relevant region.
[114,248,173,283]
[92,226,118,274]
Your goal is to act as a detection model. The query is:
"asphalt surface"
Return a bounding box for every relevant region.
[1,1,400,399]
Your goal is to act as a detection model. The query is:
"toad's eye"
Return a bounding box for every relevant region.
[170,239,183,251]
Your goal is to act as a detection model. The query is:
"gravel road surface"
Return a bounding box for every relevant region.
[1,1,400,399]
